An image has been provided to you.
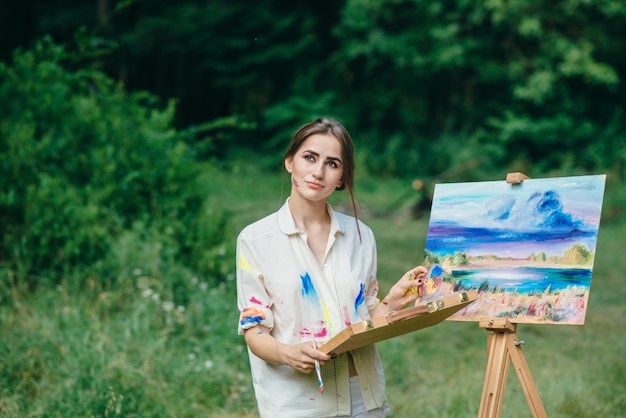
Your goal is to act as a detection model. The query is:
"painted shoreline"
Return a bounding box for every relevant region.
[447,258,592,271]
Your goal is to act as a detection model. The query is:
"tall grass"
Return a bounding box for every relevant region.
[1,164,624,417]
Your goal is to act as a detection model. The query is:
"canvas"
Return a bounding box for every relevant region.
[422,174,606,325]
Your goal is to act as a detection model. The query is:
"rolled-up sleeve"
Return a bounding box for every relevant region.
[236,233,274,334]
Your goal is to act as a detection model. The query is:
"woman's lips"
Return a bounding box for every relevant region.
[306,181,323,190]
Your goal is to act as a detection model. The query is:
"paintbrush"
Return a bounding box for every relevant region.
[312,335,324,394]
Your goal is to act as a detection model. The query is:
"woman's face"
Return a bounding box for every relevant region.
[284,133,344,203]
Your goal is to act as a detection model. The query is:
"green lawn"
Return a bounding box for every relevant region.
[1,165,624,417]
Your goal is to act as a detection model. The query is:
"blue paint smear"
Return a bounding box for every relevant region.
[301,272,318,299]
[354,283,365,313]
[431,264,445,278]
[240,315,263,327]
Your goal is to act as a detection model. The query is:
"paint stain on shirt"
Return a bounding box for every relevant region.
[340,305,351,327]
[322,303,336,335]
[300,325,329,339]
[240,307,266,327]
[239,253,253,271]
[300,272,335,337]
[354,282,365,314]
[300,272,318,300]
[249,296,263,305]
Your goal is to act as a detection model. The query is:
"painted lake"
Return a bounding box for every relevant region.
[451,266,591,294]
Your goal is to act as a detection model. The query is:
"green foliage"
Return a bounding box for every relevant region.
[561,242,594,265]
[423,250,470,268]
[2,1,624,188]
[104,1,339,129]
[0,270,252,417]
[330,0,626,179]
[451,251,469,266]
[0,37,228,287]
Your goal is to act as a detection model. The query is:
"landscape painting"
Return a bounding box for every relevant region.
[422,174,606,325]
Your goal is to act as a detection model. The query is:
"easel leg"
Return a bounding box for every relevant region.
[478,332,511,418]
[505,333,548,418]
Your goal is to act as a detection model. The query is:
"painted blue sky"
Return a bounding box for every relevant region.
[425,175,606,259]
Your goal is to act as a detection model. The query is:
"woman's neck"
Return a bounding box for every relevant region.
[287,195,329,232]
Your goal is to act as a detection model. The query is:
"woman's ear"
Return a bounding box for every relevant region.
[284,157,293,173]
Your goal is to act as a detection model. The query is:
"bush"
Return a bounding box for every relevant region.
[0,37,228,289]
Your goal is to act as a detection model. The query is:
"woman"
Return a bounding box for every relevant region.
[236,117,427,417]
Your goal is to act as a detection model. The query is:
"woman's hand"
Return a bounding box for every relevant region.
[244,326,331,374]
[278,342,332,374]
[373,266,429,315]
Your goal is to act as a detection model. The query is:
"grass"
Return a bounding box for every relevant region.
[1,163,624,417]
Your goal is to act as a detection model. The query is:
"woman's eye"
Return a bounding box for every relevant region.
[304,155,315,161]
[327,161,337,168]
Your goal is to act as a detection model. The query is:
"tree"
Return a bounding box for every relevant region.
[331,0,626,177]
[0,37,222,285]
[1,0,624,181]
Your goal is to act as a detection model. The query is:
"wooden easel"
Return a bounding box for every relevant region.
[478,318,547,417]
[478,172,547,418]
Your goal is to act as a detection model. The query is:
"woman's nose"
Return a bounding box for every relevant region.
[312,163,324,179]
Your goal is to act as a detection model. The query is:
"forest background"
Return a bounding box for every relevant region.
[1,1,625,417]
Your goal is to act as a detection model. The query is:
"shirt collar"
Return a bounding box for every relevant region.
[277,198,345,237]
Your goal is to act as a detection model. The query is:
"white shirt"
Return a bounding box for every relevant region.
[236,200,389,417]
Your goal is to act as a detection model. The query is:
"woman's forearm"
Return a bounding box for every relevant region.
[243,325,286,364]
